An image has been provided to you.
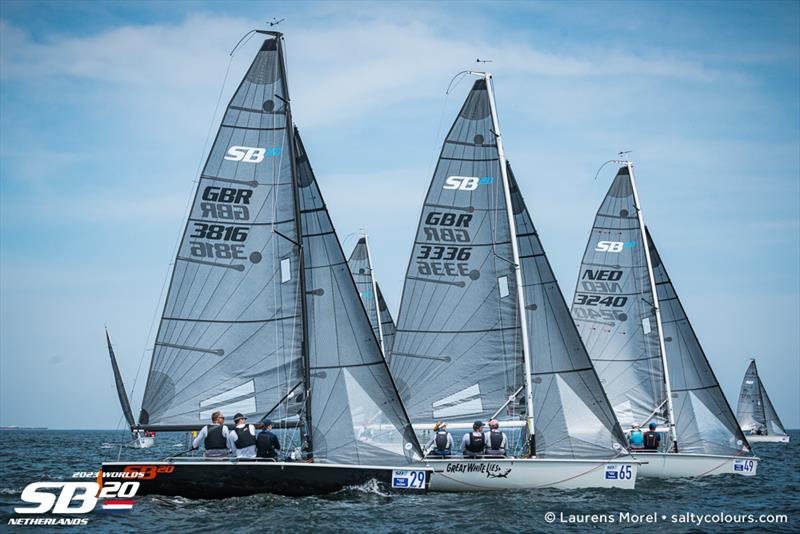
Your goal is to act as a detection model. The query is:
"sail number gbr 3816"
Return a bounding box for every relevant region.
[189,186,253,260]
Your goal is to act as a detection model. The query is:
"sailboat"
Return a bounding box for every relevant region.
[737,359,790,443]
[101,30,430,498]
[105,330,155,449]
[572,160,759,478]
[389,73,641,491]
[347,235,397,358]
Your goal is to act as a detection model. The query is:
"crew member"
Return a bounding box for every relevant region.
[256,419,281,460]
[483,419,508,457]
[192,411,230,458]
[629,424,644,450]
[643,421,661,451]
[461,420,486,458]
[425,421,453,458]
[228,413,257,458]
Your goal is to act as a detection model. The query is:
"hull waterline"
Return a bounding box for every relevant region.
[426,457,641,491]
[101,460,431,498]
[746,434,790,443]
[632,452,759,478]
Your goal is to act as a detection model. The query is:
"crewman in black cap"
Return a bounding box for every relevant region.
[256,419,281,460]
[460,420,486,458]
[227,413,257,458]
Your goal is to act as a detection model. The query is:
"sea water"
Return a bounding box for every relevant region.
[0,430,797,533]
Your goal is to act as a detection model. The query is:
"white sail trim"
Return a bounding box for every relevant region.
[432,384,483,419]
[198,380,256,420]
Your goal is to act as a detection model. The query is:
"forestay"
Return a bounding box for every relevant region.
[571,166,669,430]
[647,228,748,455]
[140,37,305,427]
[295,133,422,465]
[391,79,524,424]
[508,165,628,458]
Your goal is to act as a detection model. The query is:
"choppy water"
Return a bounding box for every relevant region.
[1,430,797,532]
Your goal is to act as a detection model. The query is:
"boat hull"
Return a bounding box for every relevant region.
[125,436,155,449]
[100,460,430,498]
[632,452,759,478]
[426,457,640,491]
[746,434,790,443]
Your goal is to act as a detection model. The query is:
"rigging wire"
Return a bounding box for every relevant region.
[127,31,251,414]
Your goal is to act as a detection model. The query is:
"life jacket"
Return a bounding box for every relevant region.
[256,430,278,458]
[234,425,257,448]
[629,430,644,447]
[644,431,659,450]
[465,431,485,453]
[488,430,505,452]
[434,431,451,452]
[204,425,228,450]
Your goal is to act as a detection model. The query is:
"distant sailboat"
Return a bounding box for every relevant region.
[572,160,759,478]
[347,235,397,358]
[390,73,641,490]
[101,30,429,498]
[105,329,154,448]
[737,359,790,443]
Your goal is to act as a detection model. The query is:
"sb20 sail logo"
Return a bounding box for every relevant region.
[9,478,141,527]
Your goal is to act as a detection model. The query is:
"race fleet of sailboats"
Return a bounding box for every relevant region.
[102,29,789,497]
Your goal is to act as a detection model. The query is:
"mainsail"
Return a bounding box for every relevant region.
[391,75,628,458]
[647,227,748,455]
[347,236,397,356]
[390,79,524,425]
[106,330,135,428]
[737,360,787,436]
[571,165,671,437]
[136,32,421,465]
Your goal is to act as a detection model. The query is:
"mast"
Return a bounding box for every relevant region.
[627,161,678,452]
[363,234,386,353]
[483,72,536,453]
[276,33,314,453]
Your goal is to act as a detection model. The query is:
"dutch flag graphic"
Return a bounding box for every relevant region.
[101,500,135,513]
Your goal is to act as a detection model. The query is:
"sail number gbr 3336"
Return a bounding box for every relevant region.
[416,211,475,278]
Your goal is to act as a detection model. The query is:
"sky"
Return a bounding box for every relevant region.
[1,0,798,430]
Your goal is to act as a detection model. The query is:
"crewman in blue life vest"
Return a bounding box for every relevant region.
[629,424,644,450]
[461,420,486,458]
[643,421,661,451]
[227,413,257,458]
[483,419,508,457]
[256,419,281,460]
[425,421,454,458]
[192,410,230,458]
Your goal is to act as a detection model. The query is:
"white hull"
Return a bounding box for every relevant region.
[633,452,759,478]
[426,457,641,491]
[746,434,790,443]
[126,436,155,449]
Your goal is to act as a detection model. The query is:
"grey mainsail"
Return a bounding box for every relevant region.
[571,166,670,434]
[106,330,135,428]
[136,33,422,466]
[295,132,421,464]
[508,165,628,457]
[390,79,525,425]
[347,237,397,356]
[647,227,748,455]
[139,36,305,428]
[737,360,787,436]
